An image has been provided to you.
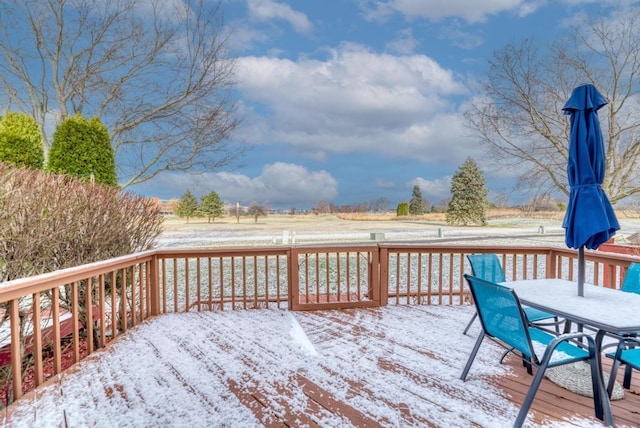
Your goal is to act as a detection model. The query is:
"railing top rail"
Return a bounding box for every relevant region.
[154,247,290,258]
[290,244,378,252]
[0,250,156,304]
[378,243,556,253]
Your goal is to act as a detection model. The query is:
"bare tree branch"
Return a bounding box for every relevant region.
[466,9,640,204]
[0,0,240,187]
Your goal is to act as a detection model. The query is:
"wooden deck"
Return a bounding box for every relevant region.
[3,305,639,427]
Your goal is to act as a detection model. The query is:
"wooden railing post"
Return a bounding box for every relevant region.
[379,246,389,306]
[546,249,558,279]
[149,254,160,316]
[288,248,298,310]
[370,246,380,305]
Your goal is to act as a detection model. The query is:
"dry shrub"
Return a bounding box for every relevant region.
[0,163,163,281]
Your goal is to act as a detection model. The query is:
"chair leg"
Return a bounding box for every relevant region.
[463,312,477,335]
[608,359,622,397]
[460,332,484,381]
[514,361,547,427]
[623,365,633,389]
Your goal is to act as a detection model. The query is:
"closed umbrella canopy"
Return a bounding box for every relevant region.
[562,84,619,295]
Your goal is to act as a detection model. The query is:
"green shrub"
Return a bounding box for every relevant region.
[397,202,409,216]
[0,112,44,169]
[48,115,117,186]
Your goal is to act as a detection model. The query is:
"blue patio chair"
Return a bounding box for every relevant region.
[462,254,560,335]
[607,337,640,396]
[603,262,640,390]
[460,274,612,427]
[621,262,640,294]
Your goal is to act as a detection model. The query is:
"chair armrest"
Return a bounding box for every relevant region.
[541,332,597,363]
[611,337,640,360]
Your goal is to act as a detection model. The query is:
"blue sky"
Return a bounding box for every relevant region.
[129,0,620,210]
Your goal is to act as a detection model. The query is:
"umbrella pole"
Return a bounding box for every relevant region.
[578,246,585,297]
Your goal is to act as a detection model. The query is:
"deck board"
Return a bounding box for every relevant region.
[3,305,640,427]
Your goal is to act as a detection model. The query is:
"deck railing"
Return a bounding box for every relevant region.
[0,243,638,404]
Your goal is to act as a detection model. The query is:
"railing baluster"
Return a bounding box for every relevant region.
[99,274,106,349]
[9,299,22,402]
[264,256,269,309]
[32,292,43,386]
[208,257,213,310]
[438,254,444,305]
[395,253,400,304]
[85,276,94,355]
[337,253,341,302]
[139,263,144,320]
[52,287,61,374]
[72,281,80,363]
[242,257,247,310]
[196,258,202,312]
[325,252,330,303]
[231,257,236,310]
[120,269,128,333]
[173,259,178,313]
[276,255,281,308]
[110,270,117,338]
[161,258,167,314]
[130,266,136,326]
[184,258,189,312]
[356,252,361,300]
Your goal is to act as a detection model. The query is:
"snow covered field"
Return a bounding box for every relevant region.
[157,214,640,248]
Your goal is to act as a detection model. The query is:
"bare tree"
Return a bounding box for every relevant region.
[466,8,640,204]
[247,202,267,223]
[0,0,240,186]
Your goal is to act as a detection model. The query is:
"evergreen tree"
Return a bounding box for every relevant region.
[409,185,425,215]
[200,190,223,223]
[446,157,488,226]
[0,112,44,169]
[396,202,409,216]
[48,115,117,186]
[175,190,199,223]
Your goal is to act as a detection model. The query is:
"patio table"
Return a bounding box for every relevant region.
[503,278,640,351]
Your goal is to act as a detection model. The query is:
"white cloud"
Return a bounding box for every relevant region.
[438,24,485,49]
[236,43,476,165]
[386,28,419,54]
[224,20,271,52]
[359,0,535,23]
[145,163,337,207]
[375,178,396,189]
[409,176,452,202]
[248,0,313,34]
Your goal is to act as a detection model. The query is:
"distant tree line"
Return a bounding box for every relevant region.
[175,189,269,223]
[312,197,390,214]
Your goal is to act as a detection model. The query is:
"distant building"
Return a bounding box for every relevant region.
[150,197,179,216]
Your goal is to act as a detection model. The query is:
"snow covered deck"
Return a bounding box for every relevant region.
[4,305,639,427]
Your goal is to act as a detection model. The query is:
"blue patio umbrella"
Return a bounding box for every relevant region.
[562,84,620,296]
